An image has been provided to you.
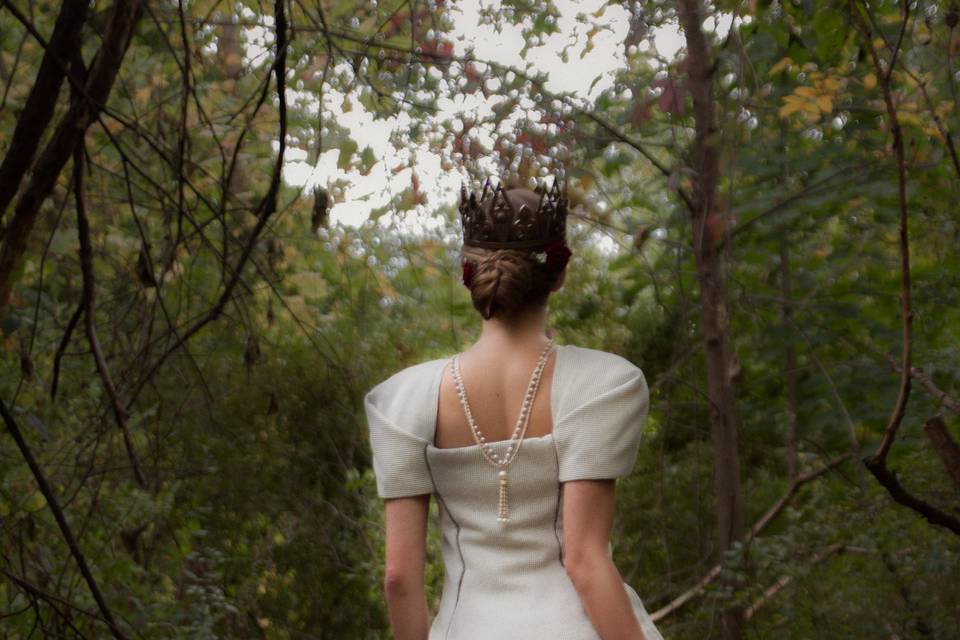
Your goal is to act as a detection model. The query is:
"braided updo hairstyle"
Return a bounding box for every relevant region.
[460,188,568,321]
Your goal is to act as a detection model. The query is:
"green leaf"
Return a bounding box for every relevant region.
[813,8,845,61]
[337,138,358,171]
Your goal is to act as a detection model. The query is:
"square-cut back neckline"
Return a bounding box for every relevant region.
[427,343,566,451]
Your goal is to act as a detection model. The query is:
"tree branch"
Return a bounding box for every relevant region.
[0,400,129,639]
[121,0,290,409]
[0,0,144,315]
[73,144,147,488]
[863,446,960,536]
[922,415,960,492]
[885,354,960,416]
[650,454,850,622]
[0,0,89,224]
[742,543,847,621]
[849,0,913,467]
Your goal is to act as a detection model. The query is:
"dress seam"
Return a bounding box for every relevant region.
[551,441,565,567]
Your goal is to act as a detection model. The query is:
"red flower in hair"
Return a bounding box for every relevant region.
[542,238,572,270]
[462,260,475,287]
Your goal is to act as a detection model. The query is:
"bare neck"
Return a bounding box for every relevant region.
[473,305,552,353]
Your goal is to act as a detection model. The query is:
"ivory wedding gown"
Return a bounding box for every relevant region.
[364,343,665,640]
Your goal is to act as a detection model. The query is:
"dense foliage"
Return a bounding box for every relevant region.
[1,0,959,638]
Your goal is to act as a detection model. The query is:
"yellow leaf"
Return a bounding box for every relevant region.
[779,101,806,117]
[768,56,793,76]
[795,86,818,98]
[135,87,152,105]
[822,76,842,91]
[816,95,833,113]
[103,118,125,134]
[898,111,921,126]
[863,73,877,90]
[923,125,944,141]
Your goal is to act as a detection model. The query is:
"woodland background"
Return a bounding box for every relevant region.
[1,0,959,638]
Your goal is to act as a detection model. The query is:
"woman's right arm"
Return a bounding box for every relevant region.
[384,495,431,640]
[562,478,648,640]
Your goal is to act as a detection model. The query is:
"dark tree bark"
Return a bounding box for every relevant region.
[0,0,144,314]
[778,137,799,483]
[923,416,960,492]
[846,0,960,538]
[676,1,746,637]
[0,0,89,223]
[74,144,147,488]
[0,400,129,639]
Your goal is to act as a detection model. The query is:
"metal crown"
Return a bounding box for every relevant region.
[459,177,568,250]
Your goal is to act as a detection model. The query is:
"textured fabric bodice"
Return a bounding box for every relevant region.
[365,344,665,640]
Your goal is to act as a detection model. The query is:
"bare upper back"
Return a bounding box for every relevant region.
[434,344,558,449]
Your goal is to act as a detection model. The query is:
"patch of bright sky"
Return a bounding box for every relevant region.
[268,1,689,237]
[240,7,733,240]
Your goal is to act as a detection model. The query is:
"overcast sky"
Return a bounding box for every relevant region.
[277,1,687,230]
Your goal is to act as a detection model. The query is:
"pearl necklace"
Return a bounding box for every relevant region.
[451,337,555,523]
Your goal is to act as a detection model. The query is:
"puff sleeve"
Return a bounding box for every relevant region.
[363,359,446,499]
[553,350,649,482]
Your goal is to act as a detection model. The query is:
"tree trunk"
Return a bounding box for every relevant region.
[0,0,144,315]
[924,416,960,492]
[0,0,89,223]
[677,1,746,637]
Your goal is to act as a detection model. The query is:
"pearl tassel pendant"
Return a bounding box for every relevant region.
[452,337,554,525]
[497,470,510,522]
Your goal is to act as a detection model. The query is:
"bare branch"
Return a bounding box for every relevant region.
[0,400,130,639]
[863,452,960,536]
[0,0,89,223]
[650,454,850,622]
[122,0,291,410]
[742,543,847,621]
[849,0,913,467]
[0,0,144,315]
[885,354,960,416]
[73,144,147,488]
[923,416,960,492]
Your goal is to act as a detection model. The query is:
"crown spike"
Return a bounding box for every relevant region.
[498,182,517,217]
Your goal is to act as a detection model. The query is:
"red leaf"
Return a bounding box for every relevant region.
[630,98,653,127]
[653,76,685,116]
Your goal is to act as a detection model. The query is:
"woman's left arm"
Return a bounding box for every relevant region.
[384,495,431,640]
[563,479,648,640]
